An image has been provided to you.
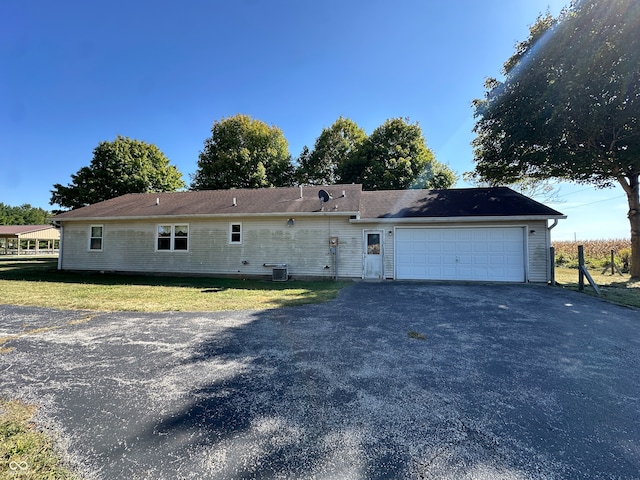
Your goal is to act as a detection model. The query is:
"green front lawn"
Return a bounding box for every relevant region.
[0,257,346,312]
[554,267,640,308]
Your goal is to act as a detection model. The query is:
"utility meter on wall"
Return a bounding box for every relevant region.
[329,237,339,254]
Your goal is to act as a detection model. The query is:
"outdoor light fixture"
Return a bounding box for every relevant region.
[287,218,295,227]
[530,229,536,235]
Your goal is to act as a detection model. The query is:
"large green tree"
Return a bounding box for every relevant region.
[51,136,185,210]
[0,203,50,225]
[472,0,640,276]
[296,116,366,185]
[191,114,294,190]
[339,117,456,190]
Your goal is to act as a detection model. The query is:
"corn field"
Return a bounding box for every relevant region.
[552,239,631,270]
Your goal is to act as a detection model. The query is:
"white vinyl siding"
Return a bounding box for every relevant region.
[528,220,551,282]
[59,217,364,279]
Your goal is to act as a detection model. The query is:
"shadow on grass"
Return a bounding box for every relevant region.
[0,257,347,310]
[555,279,640,309]
[0,257,326,287]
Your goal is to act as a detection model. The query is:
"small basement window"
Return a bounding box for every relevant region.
[230,223,242,244]
[157,224,189,251]
[89,225,103,251]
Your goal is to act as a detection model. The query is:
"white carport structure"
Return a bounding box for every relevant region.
[0,225,60,255]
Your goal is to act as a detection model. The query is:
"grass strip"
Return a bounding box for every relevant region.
[0,398,79,479]
[0,257,346,312]
[554,267,640,308]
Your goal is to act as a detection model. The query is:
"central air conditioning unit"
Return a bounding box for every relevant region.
[272,267,288,282]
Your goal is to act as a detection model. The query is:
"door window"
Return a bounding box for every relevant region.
[367,233,381,255]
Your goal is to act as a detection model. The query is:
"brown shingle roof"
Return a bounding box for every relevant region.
[360,187,565,218]
[52,185,565,221]
[53,185,363,220]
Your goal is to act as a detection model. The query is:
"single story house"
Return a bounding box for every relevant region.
[52,184,565,282]
[0,225,60,255]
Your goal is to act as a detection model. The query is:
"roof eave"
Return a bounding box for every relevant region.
[53,211,361,222]
[351,215,567,224]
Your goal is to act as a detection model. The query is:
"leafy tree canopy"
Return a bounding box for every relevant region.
[338,117,456,190]
[471,0,640,275]
[50,136,185,211]
[473,1,640,186]
[191,114,294,190]
[296,116,366,185]
[463,172,564,204]
[0,203,51,225]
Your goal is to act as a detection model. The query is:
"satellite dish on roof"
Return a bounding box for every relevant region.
[318,189,332,203]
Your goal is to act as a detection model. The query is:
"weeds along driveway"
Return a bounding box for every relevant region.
[1,283,639,479]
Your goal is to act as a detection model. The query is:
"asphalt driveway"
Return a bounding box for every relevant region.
[1,283,639,479]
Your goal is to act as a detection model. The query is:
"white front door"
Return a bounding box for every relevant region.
[363,230,384,279]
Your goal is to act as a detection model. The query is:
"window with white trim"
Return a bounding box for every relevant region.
[157,224,189,251]
[229,223,242,244]
[89,225,103,251]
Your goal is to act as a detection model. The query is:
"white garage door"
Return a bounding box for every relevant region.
[396,227,525,282]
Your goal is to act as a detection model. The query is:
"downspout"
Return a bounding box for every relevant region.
[55,222,63,271]
[547,219,559,284]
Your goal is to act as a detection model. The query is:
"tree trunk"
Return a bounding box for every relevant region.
[620,174,640,279]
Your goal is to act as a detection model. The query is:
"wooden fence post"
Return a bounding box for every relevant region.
[611,250,615,275]
[578,245,585,292]
[577,244,601,295]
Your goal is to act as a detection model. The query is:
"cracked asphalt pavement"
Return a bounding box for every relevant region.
[1,283,639,479]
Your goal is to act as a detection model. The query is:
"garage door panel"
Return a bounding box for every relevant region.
[396,227,525,282]
[472,230,490,241]
[412,242,427,253]
[474,243,489,253]
[458,243,473,253]
[441,231,457,241]
[457,231,473,241]
[473,258,491,266]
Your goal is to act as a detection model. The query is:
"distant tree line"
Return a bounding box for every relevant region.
[0,203,51,225]
[50,115,457,211]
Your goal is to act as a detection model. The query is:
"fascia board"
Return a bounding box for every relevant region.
[54,211,360,223]
[351,215,567,224]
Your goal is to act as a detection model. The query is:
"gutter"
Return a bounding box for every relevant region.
[350,215,567,224]
[52,211,361,223]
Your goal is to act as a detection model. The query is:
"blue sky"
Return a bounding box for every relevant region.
[0,0,630,240]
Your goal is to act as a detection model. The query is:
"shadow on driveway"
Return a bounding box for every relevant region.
[1,283,639,479]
